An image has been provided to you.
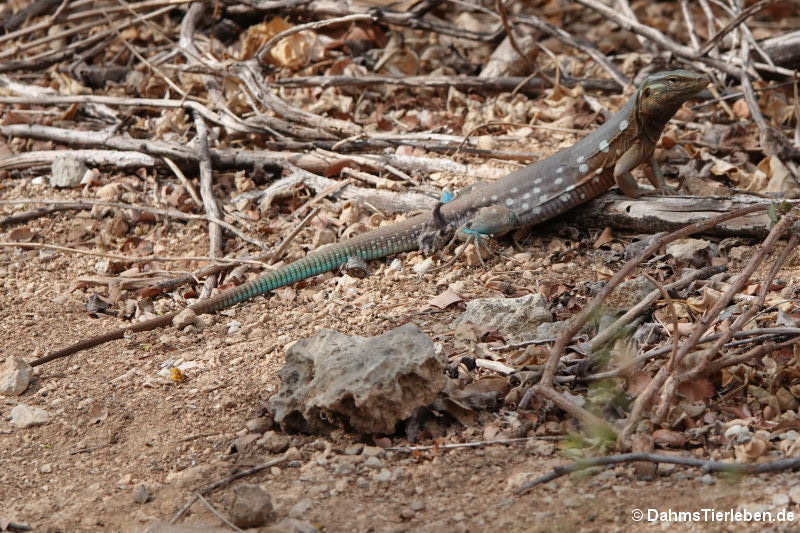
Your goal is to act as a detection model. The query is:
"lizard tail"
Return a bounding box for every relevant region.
[33,216,427,366]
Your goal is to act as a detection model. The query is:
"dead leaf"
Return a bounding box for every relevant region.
[592,227,613,249]
[677,378,715,401]
[483,423,500,440]
[735,437,769,462]
[652,428,687,448]
[732,99,750,119]
[87,406,109,425]
[625,371,652,397]
[429,288,462,310]
[8,227,35,242]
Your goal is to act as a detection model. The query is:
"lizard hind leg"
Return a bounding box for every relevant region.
[432,205,519,270]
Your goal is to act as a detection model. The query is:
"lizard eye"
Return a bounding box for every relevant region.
[643,87,652,97]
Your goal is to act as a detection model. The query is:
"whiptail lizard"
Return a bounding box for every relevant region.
[32,70,707,366]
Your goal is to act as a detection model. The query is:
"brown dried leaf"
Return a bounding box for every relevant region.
[429,288,462,310]
[592,227,613,249]
[734,437,769,463]
[732,99,750,119]
[8,227,35,242]
[677,378,715,401]
[652,429,687,448]
[625,371,652,397]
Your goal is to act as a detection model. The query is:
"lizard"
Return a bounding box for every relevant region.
[31,69,708,366]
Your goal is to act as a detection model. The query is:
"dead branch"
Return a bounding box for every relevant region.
[514,14,628,87]
[673,229,800,384]
[270,73,622,94]
[588,265,725,353]
[584,328,800,382]
[515,452,800,494]
[627,211,797,436]
[565,193,780,238]
[0,198,269,250]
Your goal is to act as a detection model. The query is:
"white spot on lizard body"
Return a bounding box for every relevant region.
[556,167,564,174]
[579,164,589,174]
[534,178,543,184]
[619,119,629,131]
[554,177,563,186]
[599,139,609,152]
[505,198,514,206]
[522,202,529,210]
[533,187,541,194]
[523,192,531,199]
[491,194,498,201]
[510,187,518,194]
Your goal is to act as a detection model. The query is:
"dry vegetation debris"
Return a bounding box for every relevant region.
[1,0,800,531]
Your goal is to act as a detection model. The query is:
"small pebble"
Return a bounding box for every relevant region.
[133,484,152,504]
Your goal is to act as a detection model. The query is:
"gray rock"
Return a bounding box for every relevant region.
[50,156,87,188]
[145,522,229,533]
[373,468,394,482]
[363,456,384,469]
[452,293,552,342]
[361,445,384,457]
[410,500,426,512]
[289,498,314,518]
[246,416,273,433]
[605,276,657,312]
[229,484,273,528]
[231,433,260,453]
[133,483,153,504]
[10,403,50,428]
[0,357,32,396]
[535,319,572,340]
[724,424,752,443]
[265,518,320,533]
[258,431,290,453]
[268,323,444,434]
[343,443,363,455]
[698,473,715,485]
[666,238,715,267]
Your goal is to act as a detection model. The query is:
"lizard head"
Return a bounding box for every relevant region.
[637,69,708,116]
[636,69,708,142]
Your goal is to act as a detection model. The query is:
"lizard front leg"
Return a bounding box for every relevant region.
[613,142,648,198]
[615,142,676,197]
[643,158,679,194]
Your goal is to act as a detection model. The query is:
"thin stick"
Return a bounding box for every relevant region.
[195,493,243,532]
[641,273,680,374]
[257,13,374,64]
[697,0,778,57]
[162,156,202,207]
[514,14,628,88]
[170,454,289,524]
[0,242,268,265]
[584,328,800,381]
[387,436,562,453]
[0,198,269,250]
[193,114,223,298]
[588,265,725,353]
[515,452,800,494]
[676,230,800,383]
[636,212,796,430]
